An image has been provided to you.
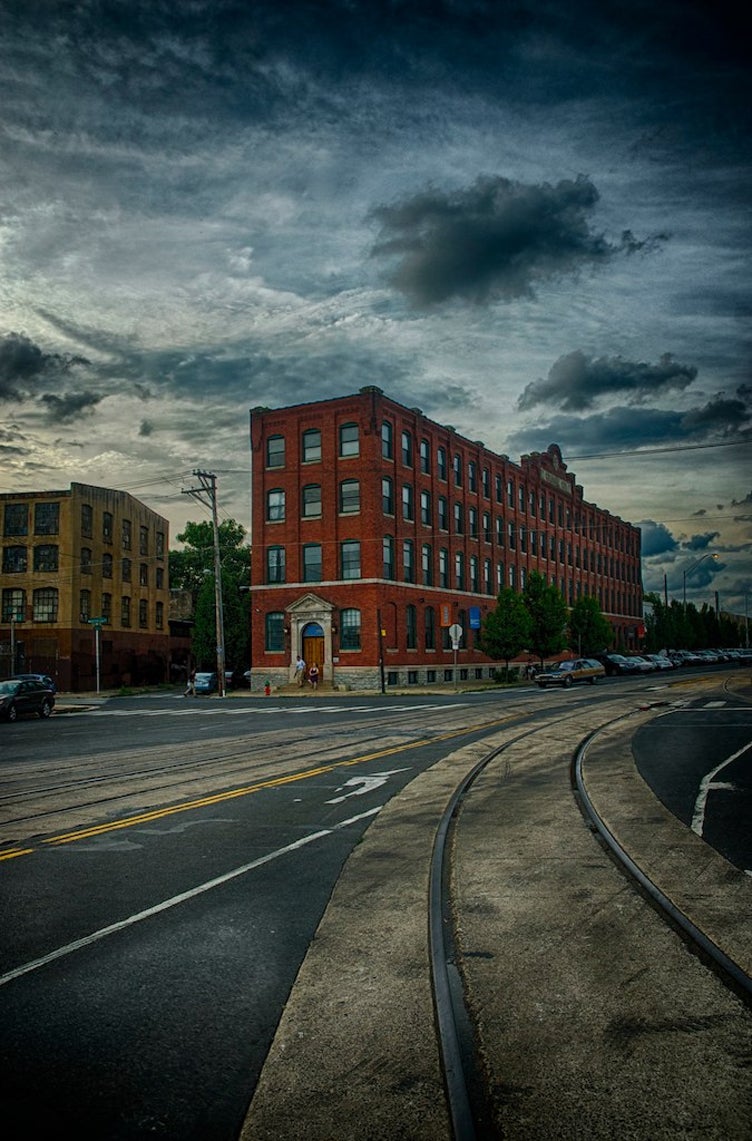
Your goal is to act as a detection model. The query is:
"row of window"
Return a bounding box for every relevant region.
[263,425,637,552]
[1,547,166,587]
[2,503,165,555]
[263,606,480,653]
[265,537,639,589]
[1,587,164,628]
[264,482,637,558]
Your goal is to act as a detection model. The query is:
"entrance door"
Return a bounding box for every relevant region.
[301,622,324,681]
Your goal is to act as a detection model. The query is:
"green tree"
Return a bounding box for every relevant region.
[568,595,612,655]
[479,588,532,680]
[170,519,251,671]
[522,570,568,666]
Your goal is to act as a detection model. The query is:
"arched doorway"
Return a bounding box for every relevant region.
[302,621,324,681]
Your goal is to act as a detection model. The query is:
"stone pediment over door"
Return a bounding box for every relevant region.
[286,593,335,621]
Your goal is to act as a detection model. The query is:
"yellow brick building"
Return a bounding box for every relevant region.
[0,483,170,691]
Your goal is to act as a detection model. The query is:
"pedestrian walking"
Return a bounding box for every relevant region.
[307,662,319,690]
[184,668,196,697]
[294,655,306,686]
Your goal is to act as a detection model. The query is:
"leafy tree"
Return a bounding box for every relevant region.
[568,595,612,655]
[479,588,532,679]
[170,519,251,671]
[522,570,568,666]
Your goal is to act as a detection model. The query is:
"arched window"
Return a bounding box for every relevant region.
[303,544,322,582]
[424,606,435,649]
[339,479,360,514]
[382,536,395,579]
[302,429,321,462]
[381,420,393,459]
[266,434,285,467]
[382,477,394,515]
[266,546,285,583]
[401,430,413,466]
[406,604,417,649]
[340,540,361,580]
[266,489,285,522]
[302,484,322,518]
[339,422,359,457]
[265,612,285,651]
[340,608,361,650]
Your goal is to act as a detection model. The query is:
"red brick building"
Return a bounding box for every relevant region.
[249,387,643,690]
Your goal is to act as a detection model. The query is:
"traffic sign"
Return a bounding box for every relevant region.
[449,622,463,649]
[88,617,107,627]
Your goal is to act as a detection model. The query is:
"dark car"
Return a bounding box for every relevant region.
[0,677,56,722]
[11,672,57,694]
[594,653,642,676]
[536,658,606,688]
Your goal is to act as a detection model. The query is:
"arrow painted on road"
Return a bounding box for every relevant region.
[326,768,410,804]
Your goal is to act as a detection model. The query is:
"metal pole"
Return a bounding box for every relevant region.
[208,476,227,698]
[377,609,385,694]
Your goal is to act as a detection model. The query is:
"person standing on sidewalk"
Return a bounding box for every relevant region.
[307,662,319,690]
[294,655,306,686]
[184,668,196,697]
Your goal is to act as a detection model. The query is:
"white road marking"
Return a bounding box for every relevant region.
[0,805,382,988]
[691,739,752,836]
[326,768,410,804]
[703,701,727,708]
[75,702,470,717]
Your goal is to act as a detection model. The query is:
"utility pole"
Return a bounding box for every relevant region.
[183,470,226,698]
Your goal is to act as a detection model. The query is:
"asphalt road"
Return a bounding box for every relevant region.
[0,668,748,1139]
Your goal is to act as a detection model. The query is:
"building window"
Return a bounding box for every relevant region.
[470,555,479,592]
[420,439,430,474]
[519,485,526,512]
[34,502,59,535]
[302,484,322,518]
[121,596,131,627]
[454,503,463,534]
[420,490,431,526]
[33,587,58,623]
[303,544,322,582]
[482,468,490,498]
[437,446,447,481]
[2,588,25,622]
[382,420,393,459]
[302,429,321,463]
[438,496,448,531]
[382,477,394,515]
[81,548,92,574]
[401,430,413,467]
[402,484,414,521]
[0,545,28,576]
[266,546,286,583]
[509,564,516,589]
[382,536,395,579]
[483,512,491,543]
[102,553,113,578]
[339,479,360,514]
[508,521,516,549]
[156,531,165,559]
[33,545,58,572]
[79,589,91,621]
[495,474,503,503]
[103,511,113,542]
[156,567,164,589]
[421,543,433,586]
[267,434,285,467]
[484,558,493,594]
[339,422,359,457]
[139,599,147,628]
[138,526,148,556]
[102,593,112,622]
[139,563,148,587]
[265,612,285,651]
[3,504,28,536]
[122,518,131,549]
[455,552,465,590]
[453,454,462,486]
[156,601,164,629]
[468,461,477,491]
[81,504,93,538]
[424,605,435,649]
[403,539,415,583]
[469,507,478,538]
[406,604,417,649]
[340,608,361,650]
[439,548,449,587]
[122,558,132,582]
[266,489,285,522]
[340,540,361,580]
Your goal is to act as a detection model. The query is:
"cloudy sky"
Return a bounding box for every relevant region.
[1,1,750,614]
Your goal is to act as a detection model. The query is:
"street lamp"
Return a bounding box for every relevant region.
[683,553,718,607]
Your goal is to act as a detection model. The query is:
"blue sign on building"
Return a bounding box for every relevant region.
[468,606,482,629]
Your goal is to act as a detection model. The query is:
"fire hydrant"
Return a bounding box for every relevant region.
[264,679,271,697]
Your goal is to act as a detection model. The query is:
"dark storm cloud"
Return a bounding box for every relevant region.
[0,333,89,401]
[639,521,679,557]
[508,389,752,457]
[517,351,697,413]
[685,532,720,551]
[368,175,658,307]
[40,392,104,423]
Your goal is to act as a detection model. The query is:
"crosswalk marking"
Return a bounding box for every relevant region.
[76,701,470,717]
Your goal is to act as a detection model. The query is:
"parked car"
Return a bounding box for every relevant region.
[626,655,655,672]
[11,672,57,693]
[593,653,642,676]
[0,677,56,722]
[536,658,606,688]
[644,654,675,671]
[194,671,218,694]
